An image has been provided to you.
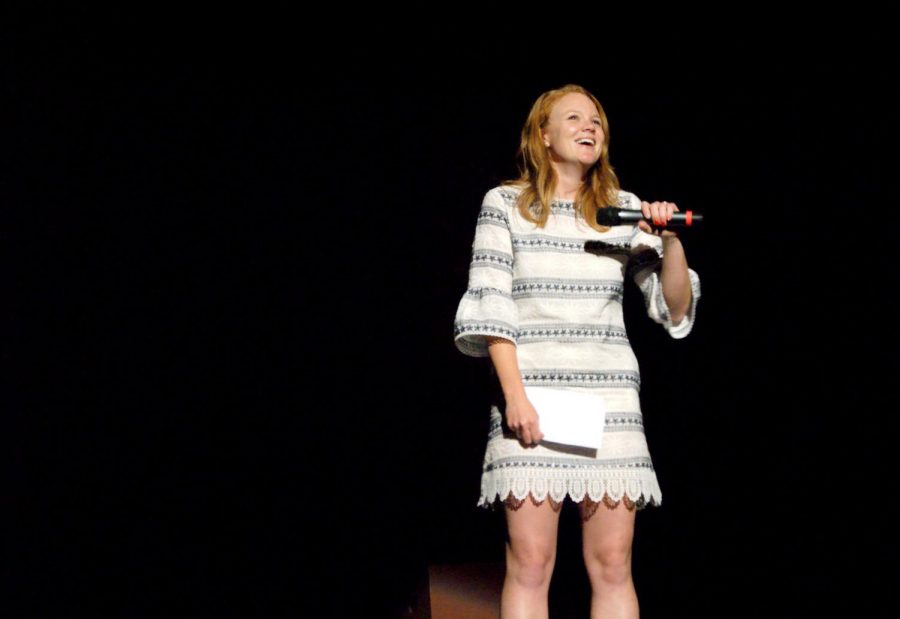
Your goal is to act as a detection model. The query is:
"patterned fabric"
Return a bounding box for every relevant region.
[454,185,701,509]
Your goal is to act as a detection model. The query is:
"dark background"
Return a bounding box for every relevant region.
[7,12,899,618]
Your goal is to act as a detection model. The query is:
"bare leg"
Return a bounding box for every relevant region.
[580,496,639,619]
[500,495,562,619]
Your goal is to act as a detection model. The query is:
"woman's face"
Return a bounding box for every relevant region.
[541,92,604,171]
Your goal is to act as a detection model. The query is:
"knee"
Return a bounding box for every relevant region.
[584,548,632,587]
[507,546,555,590]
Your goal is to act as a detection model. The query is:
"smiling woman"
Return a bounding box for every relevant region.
[453,83,700,618]
[505,87,620,233]
[541,92,606,192]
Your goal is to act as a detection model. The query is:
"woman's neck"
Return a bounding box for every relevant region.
[552,166,585,200]
[555,182,581,200]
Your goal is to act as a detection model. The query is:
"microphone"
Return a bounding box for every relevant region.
[597,207,703,228]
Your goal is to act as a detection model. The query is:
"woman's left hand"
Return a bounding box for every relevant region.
[638,200,679,238]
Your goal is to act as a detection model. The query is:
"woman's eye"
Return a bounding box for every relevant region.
[593,119,601,125]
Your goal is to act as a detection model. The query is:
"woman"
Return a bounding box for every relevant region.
[453,84,701,618]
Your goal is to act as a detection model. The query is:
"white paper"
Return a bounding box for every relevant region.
[524,386,606,451]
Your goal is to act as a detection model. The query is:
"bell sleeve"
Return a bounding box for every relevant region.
[453,188,519,357]
[623,192,702,339]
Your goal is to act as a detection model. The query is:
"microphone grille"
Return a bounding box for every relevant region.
[596,206,620,226]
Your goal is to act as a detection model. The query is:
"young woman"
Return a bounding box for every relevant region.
[454,84,701,618]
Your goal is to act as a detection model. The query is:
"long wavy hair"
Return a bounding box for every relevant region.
[502,84,620,232]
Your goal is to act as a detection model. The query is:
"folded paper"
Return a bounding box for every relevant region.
[524,386,606,452]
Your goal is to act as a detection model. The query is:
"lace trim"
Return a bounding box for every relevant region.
[580,494,638,519]
[500,491,640,517]
[503,492,564,513]
[480,475,661,512]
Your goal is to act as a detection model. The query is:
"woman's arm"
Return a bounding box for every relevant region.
[659,236,692,325]
[639,200,693,325]
[486,337,542,446]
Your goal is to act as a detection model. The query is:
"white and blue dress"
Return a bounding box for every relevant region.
[454,184,701,509]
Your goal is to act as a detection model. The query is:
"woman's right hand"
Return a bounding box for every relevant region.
[484,337,542,447]
[504,394,543,447]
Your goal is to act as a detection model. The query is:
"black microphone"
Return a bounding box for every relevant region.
[597,207,703,228]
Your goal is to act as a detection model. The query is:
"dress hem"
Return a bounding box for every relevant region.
[478,475,662,511]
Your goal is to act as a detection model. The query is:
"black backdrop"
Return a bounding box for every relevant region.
[9,13,900,618]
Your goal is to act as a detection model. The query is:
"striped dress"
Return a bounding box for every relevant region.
[454,184,701,509]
